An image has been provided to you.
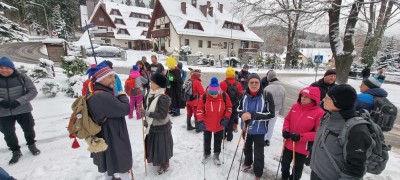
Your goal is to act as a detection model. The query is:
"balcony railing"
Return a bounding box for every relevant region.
[94,32,115,38]
[238,48,258,53]
[151,28,170,38]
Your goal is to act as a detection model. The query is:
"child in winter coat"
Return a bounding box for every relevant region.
[281,86,325,180]
[196,77,232,165]
[125,65,147,119]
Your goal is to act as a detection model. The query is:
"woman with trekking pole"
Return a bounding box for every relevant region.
[142,73,173,175]
[236,73,275,180]
[280,86,324,180]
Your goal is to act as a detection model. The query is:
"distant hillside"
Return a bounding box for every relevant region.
[250,25,330,54]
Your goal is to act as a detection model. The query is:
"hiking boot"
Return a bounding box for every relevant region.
[265,140,270,146]
[201,154,210,164]
[213,153,221,165]
[157,166,164,175]
[9,150,22,165]
[28,144,41,155]
[187,118,195,130]
[171,112,180,117]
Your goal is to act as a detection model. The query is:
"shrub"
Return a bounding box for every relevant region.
[61,56,89,78]
[40,79,60,98]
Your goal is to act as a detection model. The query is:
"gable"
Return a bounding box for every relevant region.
[89,3,116,28]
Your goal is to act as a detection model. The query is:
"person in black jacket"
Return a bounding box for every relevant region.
[310,69,337,101]
[361,66,371,80]
[165,57,183,117]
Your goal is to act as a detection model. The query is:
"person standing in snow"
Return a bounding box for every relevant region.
[102,60,123,95]
[280,86,325,180]
[310,69,337,101]
[237,64,250,90]
[196,77,232,165]
[310,84,373,180]
[150,55,164,75]
[0,57,40,165]
[238,73,275,180]
[185,69,205,132]
[85,62,133,179]
[263,70,286,146]
[143,73,173,175]
[140,57,151,93]
[125,65,147,119]
[219,67,243,141]
[165,57,183,117]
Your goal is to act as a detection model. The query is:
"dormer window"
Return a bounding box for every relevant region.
[118,28,130,35]
[114,18,126,25]
[130,12,151,19]
[184,21,204,31]
[110,9,122,16]
[137,21,149,27]
[141,31,148,36]
[223,21,245,31]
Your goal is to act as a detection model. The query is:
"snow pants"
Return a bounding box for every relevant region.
[0,113,36,151]
[243,134,265,178]
[186,104,197,119]
[129,95,143,119]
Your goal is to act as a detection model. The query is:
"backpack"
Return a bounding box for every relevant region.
[124,77,136,96]
[370,97,397,131]
[183,79,196,101]
[325,110,390,175]
[67,91,107,151]
[225,80,239,107]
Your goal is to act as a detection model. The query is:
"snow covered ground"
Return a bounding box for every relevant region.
[0,64,399,179]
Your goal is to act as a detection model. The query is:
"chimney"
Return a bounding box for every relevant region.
[207,1,211,8]
[219,4,223,13]
[208,7,213,17]
[200,5,207,17]
[191,0,197,8]
[181,2,186,14]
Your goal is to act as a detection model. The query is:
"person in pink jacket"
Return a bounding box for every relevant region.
[280,86,325,180]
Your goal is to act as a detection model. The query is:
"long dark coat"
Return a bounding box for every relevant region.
[166,68,183,109]
[87,83,132,176]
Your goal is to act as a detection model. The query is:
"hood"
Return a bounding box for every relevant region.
[364,88,388,97]
[130,70,140,78]
[297,86,321,105]
[190,74,201,81]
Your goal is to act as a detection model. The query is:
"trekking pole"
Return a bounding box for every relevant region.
[237,125,250,180]
[130,168,134,180]
[141,103,147,176]
[275,140,286,180]
[292,141,296,180]
[226,124,246,179]
[222,128,225,165]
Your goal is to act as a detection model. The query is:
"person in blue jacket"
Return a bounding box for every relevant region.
[355,75,387,112]
[238,73,275,180]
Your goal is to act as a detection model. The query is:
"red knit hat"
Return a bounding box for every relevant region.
[92,66,114,82]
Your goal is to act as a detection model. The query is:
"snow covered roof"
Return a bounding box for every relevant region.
[88,1,152,41]
[80,5,88,28]
[42,38,66,44]
[156,0,263,42]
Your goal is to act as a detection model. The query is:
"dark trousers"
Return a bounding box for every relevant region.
[225,107,238,141]
[244,134,265,178]
[281,147,307,180]
[203,130,223,155]
[310,171,323,180]
[0,113,36,151]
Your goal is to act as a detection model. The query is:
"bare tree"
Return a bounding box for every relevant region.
[329,0,364,84]
[360,0,399,66]
[233,0,326,68]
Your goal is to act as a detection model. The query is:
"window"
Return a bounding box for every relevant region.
[130,12,150,19]
[198,40,203,48]
[141,31,147,36]
[137,22,149,27]
[165,23,170,28]
[111,9,121,16]
[241,41,249,48]
[230,42,234,49]
[207,41,211,48]
[115,19,125,25]
[224,42,227,49]
[184,21,204,31]
[101,38,111,45]
[156,25,161,29]
[119,29,129,35]
[99,17,105,22]
[185,39,189,46]
[222,21,244,31]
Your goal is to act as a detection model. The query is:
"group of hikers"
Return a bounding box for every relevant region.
[0,55,393,180]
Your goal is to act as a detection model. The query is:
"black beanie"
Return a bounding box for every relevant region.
[151,73,168,88]
[247,73,260,82]
[324,69,336,77]
[326,84,357,110]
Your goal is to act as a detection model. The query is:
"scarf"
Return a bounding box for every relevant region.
[144,88,165,134]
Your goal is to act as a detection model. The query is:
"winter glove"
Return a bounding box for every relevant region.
[0,100,10,108]
[220,118,229,128]
[198,121,206,132]
[9,100,20,109]
[282,130,291,139]
[291,133,301,142]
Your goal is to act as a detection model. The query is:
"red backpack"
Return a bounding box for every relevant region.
[124,77,136,96]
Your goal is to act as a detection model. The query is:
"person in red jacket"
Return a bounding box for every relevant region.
[185,69,205,131]
[196,77,232,165]
[281,86,325,180]
[220,67,243,141]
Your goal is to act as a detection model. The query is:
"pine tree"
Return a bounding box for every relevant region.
[126,0,132,6]
[135,0,141,6]
[140,0,146,7]
[51,5,65,37]
[149,0,155,9]
[373,38,399,72]
[0,2,27,43]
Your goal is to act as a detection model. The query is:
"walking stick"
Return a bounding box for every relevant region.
[141,104,147,176]
[226,124,247,180]
[292,141,296,180]
[237,124,250,180]
[222,128,225,165]
[130,168,134,180]
[275,140,286,180]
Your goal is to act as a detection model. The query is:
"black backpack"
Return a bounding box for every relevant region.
[371,97,397,131]
[225,80,239,107]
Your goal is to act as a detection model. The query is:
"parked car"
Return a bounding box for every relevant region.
[68,43,100,52]
[86,46,122,57]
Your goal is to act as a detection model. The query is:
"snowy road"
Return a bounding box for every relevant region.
[0,42,47,64]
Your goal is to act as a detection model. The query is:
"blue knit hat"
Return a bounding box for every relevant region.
[208,77,220,95]
[0,57,15,70]
[132,65,139,71]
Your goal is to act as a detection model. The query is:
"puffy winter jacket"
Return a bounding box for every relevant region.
[196,92,232,132]
[283,86,325,156]
[238,89,275,135]
[355,88,388,112]
[186,74,205,106]
[310,78,336,101]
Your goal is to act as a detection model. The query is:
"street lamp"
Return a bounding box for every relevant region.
[27,1,51,37]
